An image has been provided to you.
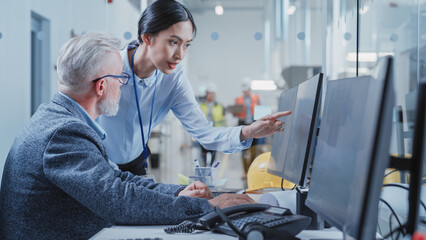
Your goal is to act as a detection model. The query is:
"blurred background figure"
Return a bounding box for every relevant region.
[198,82,226,166]
[234,78,263,175]
[235,78,259,126]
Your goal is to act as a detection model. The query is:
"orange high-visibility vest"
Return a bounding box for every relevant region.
[235,93,260,119]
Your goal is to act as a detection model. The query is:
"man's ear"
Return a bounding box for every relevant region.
[93,79,106,97]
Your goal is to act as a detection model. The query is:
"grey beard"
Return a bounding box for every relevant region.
[99,93,120,116]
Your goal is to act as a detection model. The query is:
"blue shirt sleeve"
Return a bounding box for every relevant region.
[170,70,252,153]
[98,47,252,165]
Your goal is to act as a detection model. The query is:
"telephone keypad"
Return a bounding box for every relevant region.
[230,213,287,229]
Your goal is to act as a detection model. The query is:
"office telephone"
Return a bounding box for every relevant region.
[165,203,311,240]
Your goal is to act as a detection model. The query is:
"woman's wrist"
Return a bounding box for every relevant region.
[240,125,251,141]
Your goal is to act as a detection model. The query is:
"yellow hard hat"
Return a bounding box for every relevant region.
[383,153,412,185]
[246,152,294,192]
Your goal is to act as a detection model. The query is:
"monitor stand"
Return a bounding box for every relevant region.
[257,188,325,230]
[296,188,324,230]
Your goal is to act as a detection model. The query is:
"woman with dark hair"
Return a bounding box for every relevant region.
[98,0,290,181]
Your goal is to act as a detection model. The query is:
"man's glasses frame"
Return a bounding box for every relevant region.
[91,72,131,85]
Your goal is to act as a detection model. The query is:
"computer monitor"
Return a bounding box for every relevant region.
[268,73,323,188]
[407,81,426,235]
[305,56,394,239]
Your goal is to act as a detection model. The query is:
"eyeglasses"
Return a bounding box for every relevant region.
[91,72,131,85]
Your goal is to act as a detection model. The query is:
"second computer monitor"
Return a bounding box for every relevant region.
[268,73,323,188]
[305,56,394,239]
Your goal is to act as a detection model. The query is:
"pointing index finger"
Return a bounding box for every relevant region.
[267,111,292,120]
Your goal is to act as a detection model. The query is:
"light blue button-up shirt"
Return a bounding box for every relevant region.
[59,92,106,140]
[97,42,252,164]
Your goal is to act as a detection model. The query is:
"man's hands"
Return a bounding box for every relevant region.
[178,181,212,199]
[240,111,292,141]
[208,193,255,208]
[178,182,255,208]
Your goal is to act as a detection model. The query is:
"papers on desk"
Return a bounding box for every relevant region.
[178,173,189,185]
[257,189,297,214]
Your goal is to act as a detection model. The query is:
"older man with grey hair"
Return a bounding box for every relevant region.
[0,32,254,239]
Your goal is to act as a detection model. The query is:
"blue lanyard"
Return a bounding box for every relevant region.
[131,48,158,167]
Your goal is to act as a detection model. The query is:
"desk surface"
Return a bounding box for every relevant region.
[89,189,387,239]
[90,225,348,240]
[90,225,236,240]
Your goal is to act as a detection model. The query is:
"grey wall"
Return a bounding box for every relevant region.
[0,0,140,183]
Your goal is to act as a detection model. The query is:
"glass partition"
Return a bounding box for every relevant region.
[106,0,143,49]
[357,0,425,237]
[324,0,357,80]
[359,0,420,155]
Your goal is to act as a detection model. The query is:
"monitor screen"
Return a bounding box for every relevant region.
[268,86,298,177]
[305,56,394,239]
[268,73,323,188]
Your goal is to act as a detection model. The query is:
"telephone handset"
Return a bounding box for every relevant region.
[199,203,311,239]
[199,203,272,229]
[164,203,310,239]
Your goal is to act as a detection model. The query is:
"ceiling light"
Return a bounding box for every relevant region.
[288,5,296,15]
[360,5,369,15]
[251,80,277,91]
[215,5,224,15]
[346,52,394,62]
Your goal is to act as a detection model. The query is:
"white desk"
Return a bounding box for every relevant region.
[89,188,397,239]
[90,225,236,240]
[88,190,375,240]
[90,225,348,240]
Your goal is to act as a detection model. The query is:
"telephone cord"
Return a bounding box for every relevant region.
[163,220,205,234]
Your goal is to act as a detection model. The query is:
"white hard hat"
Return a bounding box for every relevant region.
[242,78,251,91]
[206,82,217,93]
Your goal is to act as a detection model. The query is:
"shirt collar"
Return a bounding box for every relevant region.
[131,70,157,88]
[59,92,107,140]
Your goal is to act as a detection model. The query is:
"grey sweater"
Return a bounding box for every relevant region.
[0,93,213,239]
